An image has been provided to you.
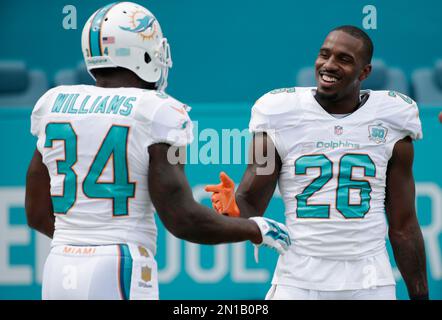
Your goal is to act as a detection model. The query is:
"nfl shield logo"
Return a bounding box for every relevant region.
[334,125,343,135]
[368,123,388,144]
[141,266,152,282]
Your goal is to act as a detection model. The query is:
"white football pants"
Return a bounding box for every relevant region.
[265,284,396,300]
[42,243,158,300]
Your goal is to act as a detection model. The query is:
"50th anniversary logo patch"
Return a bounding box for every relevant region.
[368,123,388,144]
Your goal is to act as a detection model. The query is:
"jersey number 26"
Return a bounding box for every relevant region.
[295,154,375,219]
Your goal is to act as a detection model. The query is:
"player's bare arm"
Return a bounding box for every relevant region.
[235,132,282,218]
[385,137,429,299]
[25,148,54,238]
[148,143,288,246]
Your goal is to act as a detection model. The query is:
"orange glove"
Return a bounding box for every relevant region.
[204,172,240,217]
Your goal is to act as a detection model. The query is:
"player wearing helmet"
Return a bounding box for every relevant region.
[81,2,172,91]
[25,2,291,300]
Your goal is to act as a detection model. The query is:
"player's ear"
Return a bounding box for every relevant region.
[358,63,372,81]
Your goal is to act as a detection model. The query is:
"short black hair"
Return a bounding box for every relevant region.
[91,67,157,90]
[331,25,374,65]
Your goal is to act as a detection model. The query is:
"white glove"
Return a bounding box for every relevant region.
[249,217,291,263]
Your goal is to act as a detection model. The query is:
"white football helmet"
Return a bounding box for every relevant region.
[81,2,172,91]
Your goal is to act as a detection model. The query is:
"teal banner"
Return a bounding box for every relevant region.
[0,104,441,299]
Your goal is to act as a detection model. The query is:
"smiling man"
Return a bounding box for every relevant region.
[205,26,429,300]
[315,27,372,113]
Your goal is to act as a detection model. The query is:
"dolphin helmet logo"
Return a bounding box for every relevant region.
[119,11,157,40]
[120,15,155,33]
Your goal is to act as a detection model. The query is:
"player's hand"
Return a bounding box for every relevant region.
[249,217,291,262]
[204,172,240,217]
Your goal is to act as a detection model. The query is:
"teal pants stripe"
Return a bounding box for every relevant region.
[118,244,133,300]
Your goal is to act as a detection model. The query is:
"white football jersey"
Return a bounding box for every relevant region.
[250,87,423,290]
[31,85,193,255]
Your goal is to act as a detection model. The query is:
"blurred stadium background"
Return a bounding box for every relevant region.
[0,0,441,299]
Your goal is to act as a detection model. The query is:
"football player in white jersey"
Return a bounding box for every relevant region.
[206,26,429,300]
[24,2,291,300]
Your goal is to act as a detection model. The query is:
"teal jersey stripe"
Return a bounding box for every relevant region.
[118,244,133,300]
[89,2,117,57]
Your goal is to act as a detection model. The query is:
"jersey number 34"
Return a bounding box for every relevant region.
[44,122,135,216]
